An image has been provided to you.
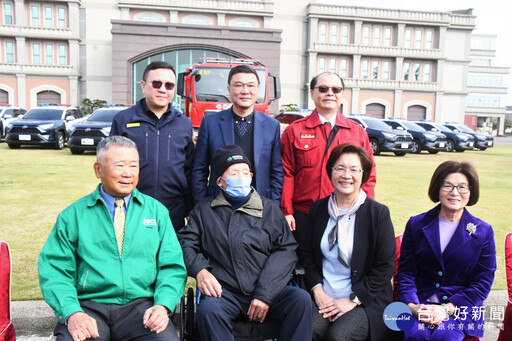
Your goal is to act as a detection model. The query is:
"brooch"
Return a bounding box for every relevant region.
[466,223,477,236]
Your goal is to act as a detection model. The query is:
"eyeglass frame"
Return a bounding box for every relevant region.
[229,82,260,92]
[149,80,175,91]
[332,165,363,176]
[440,182,471,194]
[314,86,343,94]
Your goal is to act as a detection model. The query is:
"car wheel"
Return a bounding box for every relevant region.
[479,147,487,151]
[7,142,20,149]
[369,138,380,156]
[54,131,65,150]
[428,150,439,154]
[455,148,465,153]
[445,140,454,152]
[70,148,84,155]
[411,139,421,154]
[394,151,406,156]
[0,123,3,139]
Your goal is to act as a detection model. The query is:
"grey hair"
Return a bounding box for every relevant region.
[96,136,138,162]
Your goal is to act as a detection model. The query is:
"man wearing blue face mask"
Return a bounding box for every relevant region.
[178,145,312,341]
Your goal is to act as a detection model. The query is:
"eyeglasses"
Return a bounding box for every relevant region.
[441,182,470,194]
[314,86,343,94]
[229,83,259,91]
[150,81,175,91]
[332,166,362,175]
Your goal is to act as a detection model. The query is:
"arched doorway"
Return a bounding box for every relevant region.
[366,103,385,119]
[0,90,8,103]
[407,105,426,121]
[37,90,61,105]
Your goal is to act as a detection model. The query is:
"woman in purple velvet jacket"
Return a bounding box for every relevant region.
[397,161,496,340]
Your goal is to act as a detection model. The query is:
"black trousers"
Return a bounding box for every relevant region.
[292,208,310,265]
[54,298,179,341]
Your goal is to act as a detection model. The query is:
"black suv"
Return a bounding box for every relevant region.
[382,119,447,154]
[415,121,474,152]
[348,116,413,156]
[443,123,494,151]
[67,105,131,154]
[0,105,26,140]
[5,105,84,149]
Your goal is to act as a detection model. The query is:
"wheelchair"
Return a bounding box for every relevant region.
[178,267,305,341]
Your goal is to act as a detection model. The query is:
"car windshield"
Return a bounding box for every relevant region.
[23,109,62,120]
[432,123,452,133]
[362,118,393,131]
[453,124,475,134]
[402,121,426,132]
[194,67,266,103]
[88,109,122,122]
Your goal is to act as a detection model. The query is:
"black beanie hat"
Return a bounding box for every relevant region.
[213,145,252,177]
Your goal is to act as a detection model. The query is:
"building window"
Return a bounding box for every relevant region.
[329,58,337,72]
[471,37,492,50]
[58,44,66,65]
[466,95,501,107]
[382,61,390,80]
[44,6,53,27]
[362,26,370,45]
[361,60,369,79]
[31,5,40,26]
[319,22,327,43]
[46,44,54,65]
[425,29,434,49]
[33,43,41,64]
[183,15,212,25]
[372,61,379,79]
[423,63,431,82]
[403,62,410,81]
[4,2,13,24]
[383,27,392,46]
[57,7,66,28]
[468,75,502,87]
[414,30,422,48]
[5,41,14,63]
[373,26,381,46]
[134,12,166,23]
[341,24,349,44]
[414,62,421,81]
[339,58,348,78]
[330,23,338,44]
[404,28,412,48]
[229,17,259,28]
[318,57,326,73]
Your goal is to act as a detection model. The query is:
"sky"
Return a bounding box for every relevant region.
[325,0,512,106]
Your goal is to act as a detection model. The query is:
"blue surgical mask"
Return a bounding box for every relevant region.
[221,177,252,198]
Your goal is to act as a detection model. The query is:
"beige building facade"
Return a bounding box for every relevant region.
[1,0,507,130]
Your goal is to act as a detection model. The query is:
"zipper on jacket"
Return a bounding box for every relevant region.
[144,131,149,159]
[155,130,160,199]
[167,133,171,160]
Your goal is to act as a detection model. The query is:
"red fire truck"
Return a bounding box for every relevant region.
[177,57,281,136]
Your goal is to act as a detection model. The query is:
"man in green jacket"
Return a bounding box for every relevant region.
[38,136,187,341]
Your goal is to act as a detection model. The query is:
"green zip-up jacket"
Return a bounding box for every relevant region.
[38,185,187,324]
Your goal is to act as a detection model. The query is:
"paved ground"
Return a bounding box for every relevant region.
[12,290,507,340]
[495,135,512,145]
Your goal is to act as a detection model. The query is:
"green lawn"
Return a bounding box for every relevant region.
[0,143,510,300]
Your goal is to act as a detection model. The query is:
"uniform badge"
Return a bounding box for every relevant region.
[300,133,315,139]
[126,122,140,128]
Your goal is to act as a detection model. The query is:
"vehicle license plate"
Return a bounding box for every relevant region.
[439,142,445,148]
[469,142,474,147]
[401,143,408,148]
[19,135,31,141]
[488,141,493,146]
[81,138,94,146]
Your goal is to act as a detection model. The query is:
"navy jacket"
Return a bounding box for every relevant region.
[397,205,496,337]
[110,99,194,211]
[192,108,283,204]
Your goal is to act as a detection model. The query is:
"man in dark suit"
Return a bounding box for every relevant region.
[192,65,283,204]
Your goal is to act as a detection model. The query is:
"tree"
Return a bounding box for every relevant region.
[79,98,107,115]
[279,103,298,112]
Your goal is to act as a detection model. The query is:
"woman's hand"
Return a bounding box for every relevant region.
[319,298,357,322]
[312,286,335,312]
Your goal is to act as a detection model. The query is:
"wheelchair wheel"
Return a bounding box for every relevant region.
[185,287,196,340]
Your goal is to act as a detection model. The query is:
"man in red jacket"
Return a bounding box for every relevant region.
[280,72,376,248]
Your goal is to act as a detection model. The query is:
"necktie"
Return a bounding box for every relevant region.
[114,199,125,257]
[324,122,332,139]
